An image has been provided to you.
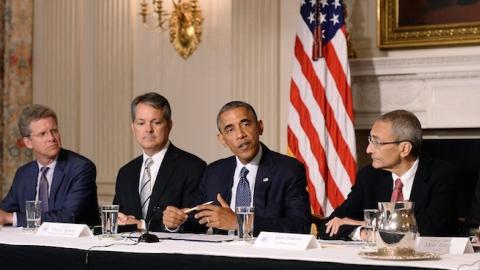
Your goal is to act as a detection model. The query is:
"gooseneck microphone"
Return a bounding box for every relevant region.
[138,206,161,243]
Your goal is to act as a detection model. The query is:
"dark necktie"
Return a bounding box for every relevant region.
[235,167,251,207]
[390,178,404,202]
[140,158,154,219]
[39,167,49,213]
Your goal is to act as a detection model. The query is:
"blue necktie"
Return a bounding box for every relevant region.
[236,167,251,207]
[39,167,49,213]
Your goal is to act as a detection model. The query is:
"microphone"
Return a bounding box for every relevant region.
[138,206,161,243]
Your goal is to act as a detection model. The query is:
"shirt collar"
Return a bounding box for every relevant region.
[143,140,170,164]
[392,158,419,183]
[235,145,262,169]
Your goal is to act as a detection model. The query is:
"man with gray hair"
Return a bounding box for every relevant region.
[320,109,458,239]
[0,104,99,226]
[113,92,206,232]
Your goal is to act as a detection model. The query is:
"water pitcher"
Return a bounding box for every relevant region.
[376,201,418,256]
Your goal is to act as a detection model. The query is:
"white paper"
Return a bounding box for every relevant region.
[416,236,474,255]
[254,232,319,250]
[36,222,93,238]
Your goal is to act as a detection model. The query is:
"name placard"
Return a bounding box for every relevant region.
[416,237,474,255]
[254,232,319,250]
[37,222,93,238]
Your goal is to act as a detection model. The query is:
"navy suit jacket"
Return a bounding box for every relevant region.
[113,143,206,232]
[196,143,311,235]
[0,149,100,226]
[319,156,458,239]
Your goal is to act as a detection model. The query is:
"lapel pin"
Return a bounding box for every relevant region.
[262,178,269,182]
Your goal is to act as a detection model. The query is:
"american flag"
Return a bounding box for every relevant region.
[287,0,356,217]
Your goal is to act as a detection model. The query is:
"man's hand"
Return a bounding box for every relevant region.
[0,208,13,225]
[194,193,236,230]
[325,217,365,237]
[117,212,142,229]
[162,206,187,230]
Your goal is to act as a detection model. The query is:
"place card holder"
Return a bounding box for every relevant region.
[254,232,319,250]
[37,222,93,238]
[416,237,474,255]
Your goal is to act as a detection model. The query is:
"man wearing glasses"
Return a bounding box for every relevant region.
[0,104,99,227]
[319,110,458,240]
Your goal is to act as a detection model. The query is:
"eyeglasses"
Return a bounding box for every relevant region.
[367,135,409,148]
[28,128,59,139]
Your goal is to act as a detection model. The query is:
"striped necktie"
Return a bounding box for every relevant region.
[140,158,154,219]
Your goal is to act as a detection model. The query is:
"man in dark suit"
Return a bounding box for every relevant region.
[163,101,311,235]
[320,110,458,240]
[0,104,99,227]
[113,92,206,232]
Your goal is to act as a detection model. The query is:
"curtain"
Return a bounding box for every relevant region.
[0,0,33,198]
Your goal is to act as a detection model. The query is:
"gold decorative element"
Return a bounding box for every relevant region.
[169,0,203,59]
[139,0,203,59]
[377,0,480,49]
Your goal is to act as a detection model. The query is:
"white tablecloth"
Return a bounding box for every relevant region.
[0,227,479,269]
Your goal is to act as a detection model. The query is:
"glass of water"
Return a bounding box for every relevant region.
[25,200,42,232]
[235,206,255,243]
[100,205,119,238]
[363,209,379,249]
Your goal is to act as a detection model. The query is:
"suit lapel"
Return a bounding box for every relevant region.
[26,162,39,201]
[130,156,143,216]
[223,158,236,205]
[378,170,393,203]
[410,158,429,212]
[147,144,177,219]
[50,149,67,209]
[253,144,273,211]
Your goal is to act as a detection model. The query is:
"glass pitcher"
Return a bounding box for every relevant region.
[376,201,418,256]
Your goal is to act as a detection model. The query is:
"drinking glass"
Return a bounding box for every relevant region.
[235,206,255,243]
[363,209,379,249]
[100,205,119,238]
[25,200,42,232]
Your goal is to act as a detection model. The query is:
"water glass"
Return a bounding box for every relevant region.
[100,205,119,237]
[235,206,254,242]
[25,200,42,232]
[363,209,379,249]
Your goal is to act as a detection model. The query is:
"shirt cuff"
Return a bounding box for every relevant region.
[164,225,181,233]
[12,212,18,227]
[351,226,362,241]
[139,219,146,230]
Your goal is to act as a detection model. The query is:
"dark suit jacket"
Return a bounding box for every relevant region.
[195,143,311,235]
[318,156,458,239]
[0,149,99,226]
[113,143,206,232]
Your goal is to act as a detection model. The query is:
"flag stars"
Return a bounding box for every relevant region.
[310,0,316,7]
[320,0,329,8]
[330,13,339,25]
[320,12,326,24]
[308,12,315,24]
[333,0,341,9]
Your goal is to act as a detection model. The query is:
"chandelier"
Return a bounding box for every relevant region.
[139,0,204,59]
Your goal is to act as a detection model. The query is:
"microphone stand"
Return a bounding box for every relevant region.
[138,207,160,243]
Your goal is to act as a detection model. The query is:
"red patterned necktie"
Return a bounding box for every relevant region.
[390,178,404,202]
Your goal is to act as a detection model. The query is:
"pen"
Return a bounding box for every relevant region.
[183,201,214,213]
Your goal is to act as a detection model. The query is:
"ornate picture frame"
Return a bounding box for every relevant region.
[377,0,480,49]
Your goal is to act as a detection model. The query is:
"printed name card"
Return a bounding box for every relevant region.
[36,222,93,238]
[254,232,319,250]
[416,237,474,255]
